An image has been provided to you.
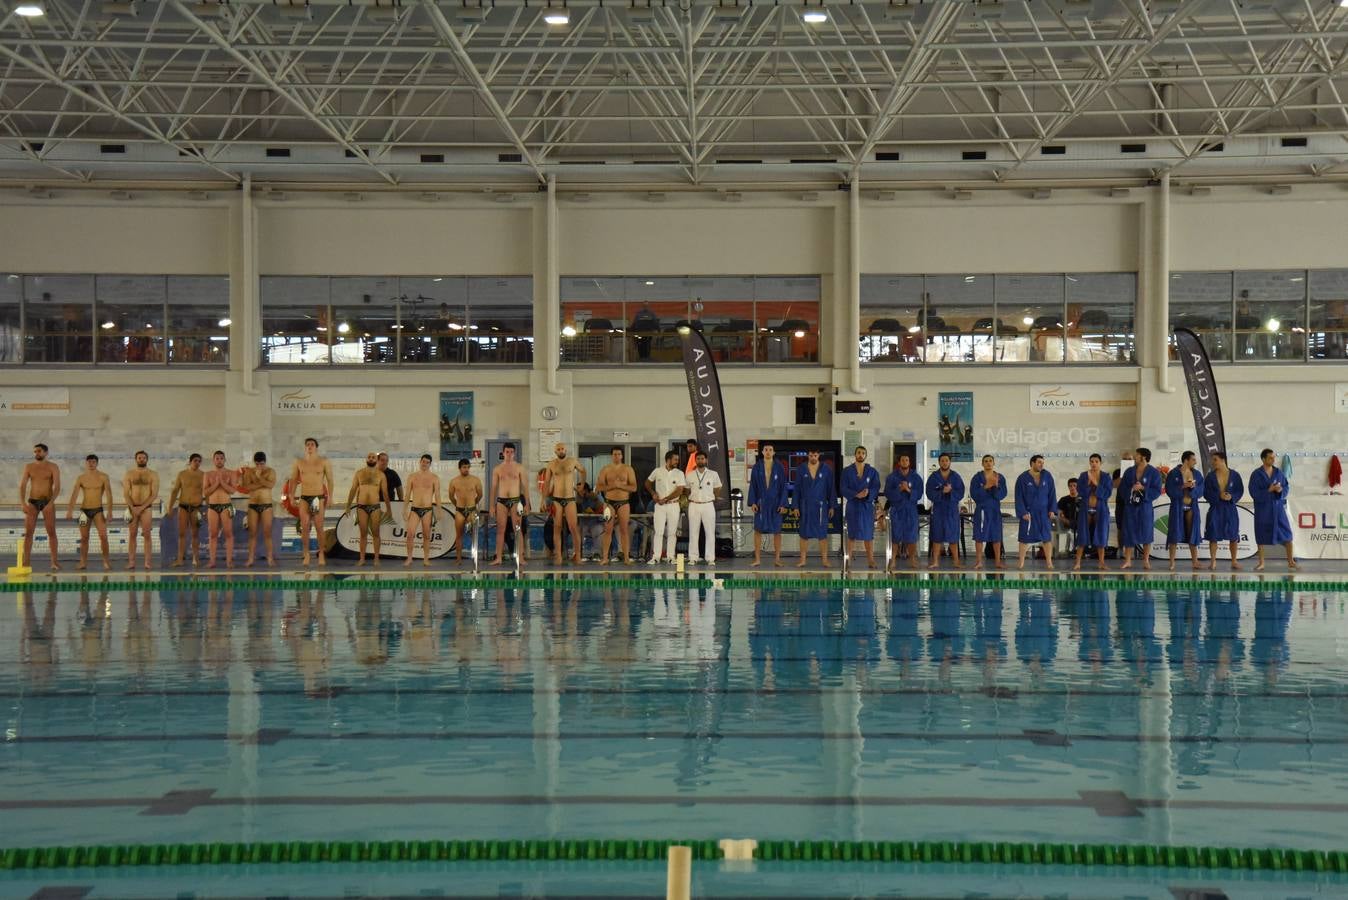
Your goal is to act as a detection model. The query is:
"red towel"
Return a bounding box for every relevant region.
[1330,455,1343,489]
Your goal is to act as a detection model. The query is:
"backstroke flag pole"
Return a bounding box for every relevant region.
[1173,326,1227,472]
[678,323,732,512]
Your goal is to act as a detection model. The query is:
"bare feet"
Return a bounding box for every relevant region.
[75,562,87,571]
[1142,560,1151,570]
[1072,563,1082,572]
[244,559,255,568]
[301,554,311,567]
[973,562,984,571]
[170,559,183,568]
[1017,560,1026,570]
[1231,561,1242,570]
[490,557,502,566]
[126,561,137,570]
[404,558,413,568]
[820,559,831,568]
[751,558,762,568]
[424,559,431,567]
[868,558,878,569]
[1254,562,1265,572]
[796,558,807,568]
[773,558,784,567]
[995,561,1006,569]
[103,560,112,571]
[317,552,326,566]
[1289,561,1299,570]
[1045,563,1055,571]
[1120,561,1132,570]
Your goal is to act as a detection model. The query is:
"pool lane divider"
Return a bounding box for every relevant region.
[3,840,1348,872]
[0,577,1341,594]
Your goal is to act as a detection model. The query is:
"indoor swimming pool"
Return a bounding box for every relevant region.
[1,577,1346,898]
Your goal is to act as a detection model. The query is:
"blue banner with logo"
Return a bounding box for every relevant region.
[937,391,974,461]
[439,391,474,460]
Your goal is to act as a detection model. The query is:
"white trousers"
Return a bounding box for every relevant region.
[688,502,717,562]
[652,502,680,560]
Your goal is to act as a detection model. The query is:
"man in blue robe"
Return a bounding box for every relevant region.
[925,452,965,569]
[1249,447,1297,572]
[1203,450,1244,570]
[840,445,881,569]
[881,453,924,572]
[969,454,1006,569]
[1164,450,1205,571]
[1118,447,1163,570]
[747,442,787,567]
[1073,453,1113,571]
[792,449,836,568]
[1014,454,1056,569]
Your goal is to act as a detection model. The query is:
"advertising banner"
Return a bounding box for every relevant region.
[937,391,974,462]
[1173,328,1226,471]
[1029,384,1136,414]
[0,386,70,416]
[438,390,474,460]
[1149,499,1257,560]
[272,387,376,416]
[1288,496,1348,559]
[680,325,732,512]
[333,502,456,559]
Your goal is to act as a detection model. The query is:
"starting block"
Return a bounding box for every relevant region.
[7,545,32,578]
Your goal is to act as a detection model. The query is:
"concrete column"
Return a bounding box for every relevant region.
[225,175,270,436]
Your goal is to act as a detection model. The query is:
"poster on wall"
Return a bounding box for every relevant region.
[937,391,974,462]
[438,391,474,460]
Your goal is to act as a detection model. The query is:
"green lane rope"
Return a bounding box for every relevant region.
[1,576,1343,594]
[2,840,1346,872]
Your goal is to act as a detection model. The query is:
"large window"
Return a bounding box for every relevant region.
[862,273,1136,364]
[1,274,228,365]
[560,275,820,365]
[261,276,533,366]
[1170,269,1344,363]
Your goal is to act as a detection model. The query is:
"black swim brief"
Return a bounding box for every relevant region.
[453,505,477,518]
[410,506,434,519]
[248,503,272,514]
[607,498,630,509]
[27,498,49,512]
[208,503,233,514]
[497,496,521,507]
[81,507,104,521]
[357,503,382,515]
[551,496,575,508]
[301,494,323,508]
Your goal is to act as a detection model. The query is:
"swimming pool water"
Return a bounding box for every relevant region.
[2,579,1347,897]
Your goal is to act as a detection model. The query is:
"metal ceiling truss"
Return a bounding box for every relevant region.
[0,0,1343,185]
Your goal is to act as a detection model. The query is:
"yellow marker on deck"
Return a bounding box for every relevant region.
[8,544,33,578]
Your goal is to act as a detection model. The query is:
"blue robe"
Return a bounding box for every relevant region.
[840,463,881,542]
[969,471,1007,543]
[883,469,924,544]
[747,460,787,534]
[1248,466,1294,545]
[793,463,836,540]
[1074,471,1113,548]
[1202,469,1244,542]
[925,469,965,544]
[1163,467,1203,547]
[1118,464,1163,546]
[1014,469,1057,543]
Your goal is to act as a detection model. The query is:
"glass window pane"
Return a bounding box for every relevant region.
[625,277,691,302]
[620,300,686,364]
[1169,271,1232,363]
[261,276,331,365]
[167,276,229,365]
[1233,270,1306,362]
[24,275,94,364]
[331,277,398,365]
[561,276,624,302]
[399,277,466,364]
[1309,268,1348,360]
[96,275,166,363]
[924,274,992,363]
[861,275,924,363]
[0,274,21,363]
[756,276,821,302]
[1068,273,1136,364]
[755,300,819,363]
[562,298,628,364]
[468,277,532,364]
[993,274,1062,363]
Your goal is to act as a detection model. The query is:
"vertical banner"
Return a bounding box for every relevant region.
[438,391,474,460]
[1173,327,1226,471]
[679,325,732,511]
[937,391,974,461]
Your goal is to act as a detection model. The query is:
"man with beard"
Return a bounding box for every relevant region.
[67,454,112,571]
[167,453,205,568]
[544,442,584,565]
[595,446,639,565]
[240,451,278,568]
[1014,455,1057,570]
[19,443,61,571]
[881,453,923,571]
[747,443,787,567]
[926,452,965,569]
[122,450,159,570]
[289,437,334,567]
[345,451,393,566]
[202,450,239,569]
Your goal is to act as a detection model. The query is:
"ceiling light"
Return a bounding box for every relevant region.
[644,280,655,285]
[433,277,443,282]
[907,325,920,334]
[561,325,577,337]
[802,9,828,22]
[15,4,45,17]
[793,329,806,338]
[1266,318,1281,332]
[543,10,569,24]
[217,318,231,327]
[100,321,115,330]
[1022,316,1034,326]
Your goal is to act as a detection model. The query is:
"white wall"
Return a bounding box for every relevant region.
[0,200,229,273]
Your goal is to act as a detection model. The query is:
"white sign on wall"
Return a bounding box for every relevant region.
[538,428,562,462]
[1336,383,1348,414]
[0,386,70,416]
[1030,384,1137,414]
[272,387,376,416]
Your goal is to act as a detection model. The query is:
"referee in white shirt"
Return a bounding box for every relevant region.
[686,450,723,565]
[645,450,687,564]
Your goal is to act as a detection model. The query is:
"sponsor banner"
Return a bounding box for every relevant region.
[333,502,457,559]
[1149,499,1257,560]
[937,391,974,462]
[1289,496,1348,560]
[0,386,70,416]
[680,325,732,512]
[1336,383,1348,414]
[1029,384,1136,414]
[1174,328,1226,471]
[272,387,376,416]
[438,391,474,460]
